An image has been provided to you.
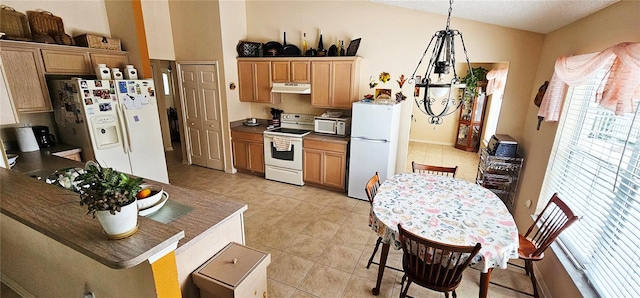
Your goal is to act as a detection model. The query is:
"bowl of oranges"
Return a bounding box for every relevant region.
[136,184,164,210]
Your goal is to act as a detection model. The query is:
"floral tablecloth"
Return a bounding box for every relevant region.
[369,173,519,273]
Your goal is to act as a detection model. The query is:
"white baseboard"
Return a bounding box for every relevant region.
[1,273,35,298]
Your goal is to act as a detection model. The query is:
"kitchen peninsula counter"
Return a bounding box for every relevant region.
[2,151,247,297]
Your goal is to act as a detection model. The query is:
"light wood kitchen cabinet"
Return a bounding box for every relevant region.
[231,130,265,175]
[0,40,129,114]
[310,58,361,109]
[272,60,310,83]
[237,60,279,103]
[0,45,52,113]
[0,57,19,125]
[90,52,129,70]
[41,49,92,74]
[303,138,347,191]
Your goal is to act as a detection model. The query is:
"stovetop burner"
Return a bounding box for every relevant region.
[265,128,311,136]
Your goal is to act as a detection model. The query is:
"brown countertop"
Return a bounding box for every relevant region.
[230,119,269,134]
[304,133,350,143]
[3,150,247,269]
[230,119,350,144]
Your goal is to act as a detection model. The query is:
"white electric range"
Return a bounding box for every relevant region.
[263,114,314,186]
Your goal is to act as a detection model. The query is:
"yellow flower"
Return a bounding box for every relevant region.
[379,72,390,83]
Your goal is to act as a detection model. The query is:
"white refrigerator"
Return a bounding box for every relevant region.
[347,101,402,200]
[50,79,169,183]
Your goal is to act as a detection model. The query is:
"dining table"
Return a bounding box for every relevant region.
[369,173,519,298]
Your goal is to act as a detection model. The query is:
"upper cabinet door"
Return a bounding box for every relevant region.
[290,61,310,83]
[254,61,273,103]
[41,50,92,74]
[331,61,355,109]
[237,61,256,102]
[310,61,332,108]
[90,53,129,70]
[0,46,52,113]
[271,61,290,83]
[0,57,19,125]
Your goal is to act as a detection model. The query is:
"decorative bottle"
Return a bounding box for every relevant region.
[317,30,324,51]
[339,40,346,56]
[302,33,307,54]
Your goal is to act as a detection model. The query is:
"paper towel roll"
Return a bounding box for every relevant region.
[15,127,40,152]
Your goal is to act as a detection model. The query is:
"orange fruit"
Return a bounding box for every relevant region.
[137,188,151,199]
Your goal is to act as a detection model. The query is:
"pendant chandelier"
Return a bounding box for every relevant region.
[410,0,473,125]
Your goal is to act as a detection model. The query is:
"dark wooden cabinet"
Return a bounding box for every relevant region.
[455,81,488,152]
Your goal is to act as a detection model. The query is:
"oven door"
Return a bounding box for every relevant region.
[263,134,303,170]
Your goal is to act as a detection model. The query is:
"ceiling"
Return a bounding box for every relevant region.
[371,0,620,34]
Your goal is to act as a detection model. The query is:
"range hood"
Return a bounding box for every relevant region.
[271,83,311,94]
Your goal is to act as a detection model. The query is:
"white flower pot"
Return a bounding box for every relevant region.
[95,200,138,239]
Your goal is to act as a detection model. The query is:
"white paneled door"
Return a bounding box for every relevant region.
[179,64,224,170]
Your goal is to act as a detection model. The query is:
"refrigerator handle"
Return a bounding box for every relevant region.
[115,104,130,154]
[351,137,389,143]
[119,103,133,152]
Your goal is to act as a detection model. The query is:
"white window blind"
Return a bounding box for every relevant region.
[539,69,640,297]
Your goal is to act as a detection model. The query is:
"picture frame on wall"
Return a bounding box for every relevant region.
[375,88,392,100]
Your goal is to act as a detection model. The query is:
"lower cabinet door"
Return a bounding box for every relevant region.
[247,141,265,173]
[303,149,323,184]
[323,151,346,189]
[232,139,249,170]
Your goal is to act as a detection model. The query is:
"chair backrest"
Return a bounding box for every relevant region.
[398,224,481,293]
[365,172,381,205]
[412,162,458,177]
[524,193,579,258]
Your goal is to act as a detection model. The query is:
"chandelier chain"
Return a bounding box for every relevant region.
[446,0,453,30]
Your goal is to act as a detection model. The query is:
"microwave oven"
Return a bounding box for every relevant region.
[314,116,351,136]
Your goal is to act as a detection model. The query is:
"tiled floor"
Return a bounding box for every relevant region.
[165,142,534,298]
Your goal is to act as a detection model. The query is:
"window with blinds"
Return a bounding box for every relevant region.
[539,68,640,297]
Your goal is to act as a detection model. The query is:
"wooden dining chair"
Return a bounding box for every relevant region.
[365,172,381,205]
[365,172,385,269]
[412,161,458,177]
[494,193,579,298]
[398,224,481,298]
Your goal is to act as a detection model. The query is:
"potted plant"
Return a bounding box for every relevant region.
[76,162,143,239]
[460,67,489,102]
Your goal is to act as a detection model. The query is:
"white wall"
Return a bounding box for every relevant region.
[2,0,111,37]
[141,0,176,60]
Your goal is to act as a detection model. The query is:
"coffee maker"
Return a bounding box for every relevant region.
[32,126,55,148]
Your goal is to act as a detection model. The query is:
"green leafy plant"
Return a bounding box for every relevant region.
[76,163,143,216]
[460,67,488,100]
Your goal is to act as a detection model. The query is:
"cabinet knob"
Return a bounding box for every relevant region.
[190,122,194,126]
[210,125,215,128]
